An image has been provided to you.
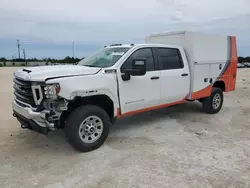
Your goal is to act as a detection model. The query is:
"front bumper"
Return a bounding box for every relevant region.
[14,112,49,135]
[12,101,55,132]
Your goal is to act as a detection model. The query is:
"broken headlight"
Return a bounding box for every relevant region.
[44,84,60,100]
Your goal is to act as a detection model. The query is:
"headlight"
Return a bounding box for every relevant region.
[44,84,60,100]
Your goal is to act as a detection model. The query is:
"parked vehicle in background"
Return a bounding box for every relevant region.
[12,31,238,152]
[244,62,250,68]
[238,63,246,68]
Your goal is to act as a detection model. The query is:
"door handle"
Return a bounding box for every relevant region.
[150,76,160,80]
[181,73,188,76]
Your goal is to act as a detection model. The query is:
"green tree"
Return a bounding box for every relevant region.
[238,56,244,63]
[0,57,7,61]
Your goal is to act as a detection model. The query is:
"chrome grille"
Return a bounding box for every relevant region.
[13,78,36,108]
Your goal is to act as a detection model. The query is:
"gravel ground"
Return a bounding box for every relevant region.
[0,67,250,188]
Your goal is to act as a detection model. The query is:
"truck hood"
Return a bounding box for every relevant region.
[14,65,101,82]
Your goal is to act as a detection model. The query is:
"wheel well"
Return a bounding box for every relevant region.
[213,81,225,91]
[60,95,114,128]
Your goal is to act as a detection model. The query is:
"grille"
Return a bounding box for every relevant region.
[13,78,36,108]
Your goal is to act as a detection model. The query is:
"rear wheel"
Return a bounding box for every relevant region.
[64,105,111,152]
[202,87,223,114]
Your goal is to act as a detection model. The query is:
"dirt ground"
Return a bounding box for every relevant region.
[0,67,250,188]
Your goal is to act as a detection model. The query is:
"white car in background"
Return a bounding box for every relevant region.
[238,63,245,68]
[244,62,250,68]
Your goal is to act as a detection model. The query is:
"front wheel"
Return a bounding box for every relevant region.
[64,105,111,152]
[202,87,223,114]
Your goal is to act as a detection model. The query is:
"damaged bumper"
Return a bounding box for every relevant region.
[12,101,55,134]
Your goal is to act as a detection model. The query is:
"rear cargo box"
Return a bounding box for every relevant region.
[145,31,237,99]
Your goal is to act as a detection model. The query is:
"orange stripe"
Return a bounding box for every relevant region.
[218,36,237,91]
[191,85,212,100]
[117,108,121,118]
[117,98,186,118]
[229,37,238,91]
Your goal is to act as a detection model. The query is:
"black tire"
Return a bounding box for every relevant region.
[64,105,111,152]
[202,87,223,114]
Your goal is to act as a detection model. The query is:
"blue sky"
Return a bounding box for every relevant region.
[0,0,250,59]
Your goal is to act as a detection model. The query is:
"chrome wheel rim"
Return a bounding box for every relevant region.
[79,116,104,143]
[212,93,221,109]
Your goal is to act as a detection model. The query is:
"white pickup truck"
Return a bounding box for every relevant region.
[12,31,238,152]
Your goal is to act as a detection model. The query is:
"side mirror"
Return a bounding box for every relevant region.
[124,59,146,76]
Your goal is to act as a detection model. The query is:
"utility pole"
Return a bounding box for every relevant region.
[72,41,75,59]
[23,49,27,65]
[17,40,21,60]
[12,55,15,66]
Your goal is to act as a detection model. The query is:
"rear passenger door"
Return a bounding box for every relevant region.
[154,47,190,104]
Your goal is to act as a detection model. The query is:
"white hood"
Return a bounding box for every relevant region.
[14,65,101,82]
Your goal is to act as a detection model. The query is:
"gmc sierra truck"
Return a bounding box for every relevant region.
[12,31,238,152]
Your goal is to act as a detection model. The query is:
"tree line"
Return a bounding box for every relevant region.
[0,56,83,64]
[238,56,250,63]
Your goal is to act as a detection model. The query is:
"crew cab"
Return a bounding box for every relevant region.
[12,31,238,152]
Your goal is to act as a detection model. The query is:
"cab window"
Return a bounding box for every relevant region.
[121,48,155,73]
[156,48,184,70]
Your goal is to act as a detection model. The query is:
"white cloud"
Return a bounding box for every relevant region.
[0,0,250,56]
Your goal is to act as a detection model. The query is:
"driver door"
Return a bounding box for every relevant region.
[117,47,161,115]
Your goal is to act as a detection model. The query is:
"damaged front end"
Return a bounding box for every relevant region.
[13,74,69,134]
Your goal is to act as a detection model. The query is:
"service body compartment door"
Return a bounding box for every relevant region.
[191,64,211,99]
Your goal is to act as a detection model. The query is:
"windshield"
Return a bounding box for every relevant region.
[78,47,130,68]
